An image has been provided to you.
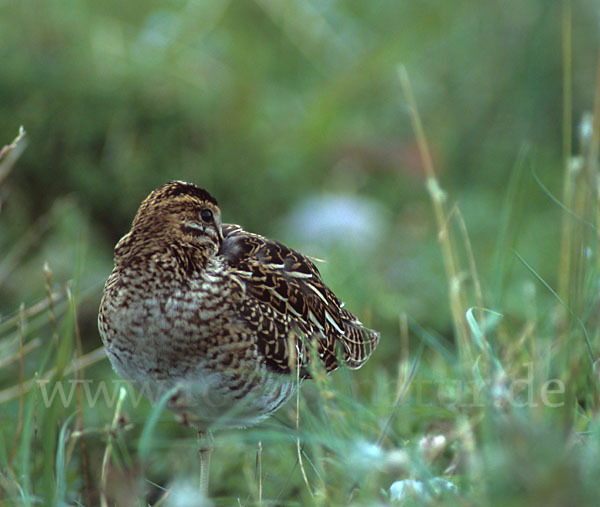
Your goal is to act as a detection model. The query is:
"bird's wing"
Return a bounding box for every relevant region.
[219,224,379,375]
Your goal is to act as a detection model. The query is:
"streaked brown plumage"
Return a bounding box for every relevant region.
[98,181,379,430]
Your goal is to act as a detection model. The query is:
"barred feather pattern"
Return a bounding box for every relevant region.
[221,224,379,374]
[98,181,380,429]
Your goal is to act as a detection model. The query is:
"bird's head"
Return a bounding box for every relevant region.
[118,181,224,263]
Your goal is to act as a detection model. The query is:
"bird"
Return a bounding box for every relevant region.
[98,180,380,492]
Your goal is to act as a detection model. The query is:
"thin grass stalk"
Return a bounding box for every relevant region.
[394,313,410,405]
[398,65,472,366]
[457,415,486,502]
[0,338,41,370]
[0,290,65,335]
[15,378,36,507]
[100,387,127,507]
[0,346,107,404]
[0,126,26,185]
[571,161,589,318]
[295,354,313,498]
[453,207,488,374]
[587,53,600,373]
[138,386,179,461]
[587,53,600,179]
[3,304,26,504]
[43,265,56,327]
[376,349,420,449]
[492,147,528,305]
[568,56,600,327]
[589,53,600,278]
[0,214,53,288]
[514,250,596,364]
[257,441,263,503]
[55,412,77,504]
[558,0,573,306]
[66,285,92,506]
[39,284,79,504]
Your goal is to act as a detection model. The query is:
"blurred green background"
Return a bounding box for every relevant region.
[1,0,600,501]
[3,0,596,344]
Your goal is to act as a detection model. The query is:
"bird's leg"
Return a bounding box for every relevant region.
[198,429,214,496]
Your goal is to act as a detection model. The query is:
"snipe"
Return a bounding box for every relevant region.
[98,181,380,491]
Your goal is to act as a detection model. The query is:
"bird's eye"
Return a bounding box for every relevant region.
[201,209,213,223]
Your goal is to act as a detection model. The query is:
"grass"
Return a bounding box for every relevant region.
[3,2,600,505]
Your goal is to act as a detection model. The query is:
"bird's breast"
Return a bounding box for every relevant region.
[100,268,233,380]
